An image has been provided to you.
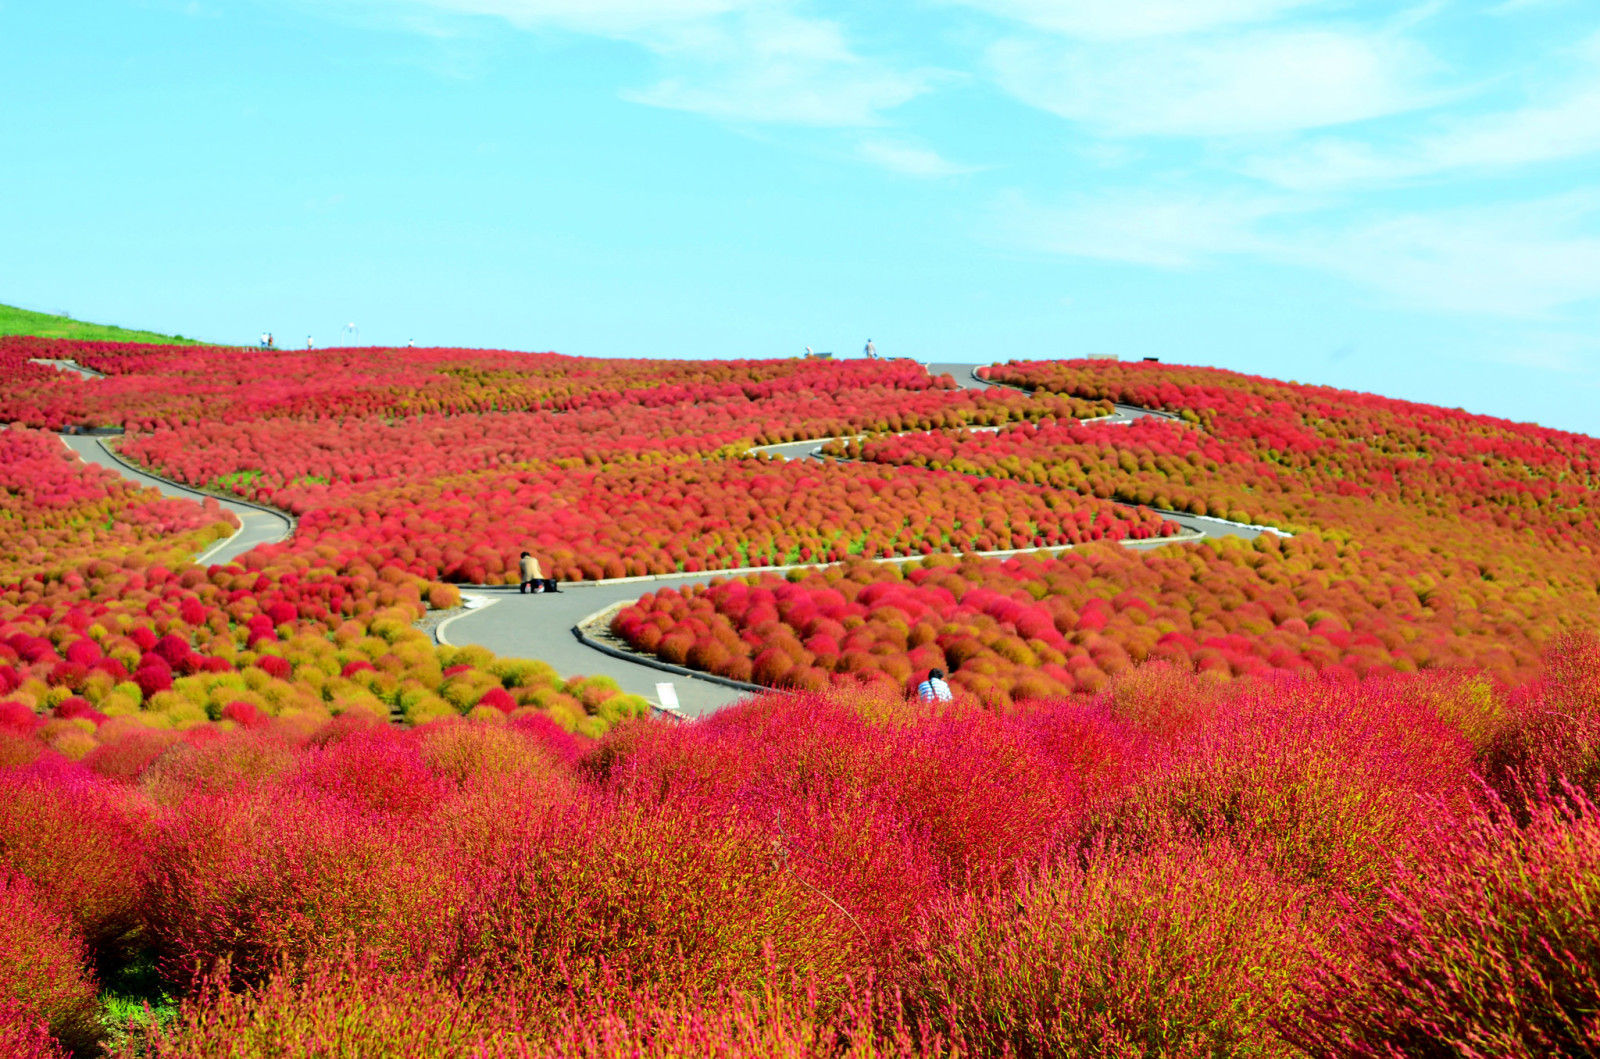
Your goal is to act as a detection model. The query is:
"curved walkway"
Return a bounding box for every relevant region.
[62,362,1286,717]
[29,358,106,380]
[60,436,293,567]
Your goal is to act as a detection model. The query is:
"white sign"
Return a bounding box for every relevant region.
[655,682,680,711]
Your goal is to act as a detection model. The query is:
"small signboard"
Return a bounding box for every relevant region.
[655,682,681,711]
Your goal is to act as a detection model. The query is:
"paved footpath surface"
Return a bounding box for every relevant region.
[61,436,293,567]
[59,362,1280,717]
[928,361,1268,543]
[442,581,749,717]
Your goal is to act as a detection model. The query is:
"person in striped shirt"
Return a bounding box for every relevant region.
[917,668,953,702]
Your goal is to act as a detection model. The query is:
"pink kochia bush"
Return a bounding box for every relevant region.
[1290,785,1600,1059]
[223,456,1174,585]
[0,871,100,1054]
[0,639,1596,1056]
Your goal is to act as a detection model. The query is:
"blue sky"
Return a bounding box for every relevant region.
[4,1,1599,434]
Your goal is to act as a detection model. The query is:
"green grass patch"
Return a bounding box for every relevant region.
[0,302,205,344]
[209,470,263,491]
[97,950,179,1055]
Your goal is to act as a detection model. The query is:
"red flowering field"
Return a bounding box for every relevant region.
[0,335,1105,432]
[221,458,1173,584]
[0,422,650,778]
[117,386,1107,488]
[1,639,1597,1056]
[638,359,1593,702]
[0,427,236,581]
[2,339,1598,1055]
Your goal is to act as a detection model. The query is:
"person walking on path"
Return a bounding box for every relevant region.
[863,338,877,359]
[917,668,953,702]
[520,551,560,594]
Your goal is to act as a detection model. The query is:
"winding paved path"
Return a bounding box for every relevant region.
[58,362,1284,717]
[60,436,293,567]
[30,359,105,380]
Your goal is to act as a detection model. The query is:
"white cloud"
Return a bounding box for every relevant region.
[624,10,937,125]
[987,28,1439,137]
[1475,332,1599,374]
[1291,194,1600,316]
[348,0,758,36]
[991,189,1284,266]
[1247,34,1600,187]
[857,138,981,176]
[996,188,1600,317]
[948,0,1321,40]
[323,0,933,126]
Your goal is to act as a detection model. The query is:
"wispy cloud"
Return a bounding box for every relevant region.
[1291,193,1600,317]
[985,27,1441,137]
[321,0,934,126]
[991,188,1285,267]
[947,0,1320,40]
[1245,32,1600,188]
[624,9,938,126]
[857,137,982,176]
[996,188,1600,317]
[353,0,756,36]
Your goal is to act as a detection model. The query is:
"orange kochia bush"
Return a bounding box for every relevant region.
[2,336,1108,433]
[0,427,236,582]
[982,358,1600,547]
[614,532,1554,705]
[6,336,947,429]
[119,388,1110,493]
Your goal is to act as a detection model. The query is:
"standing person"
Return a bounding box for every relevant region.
[804,346,813,357]
[408,338,415,348]
[260,332,269,350]
[863,338,877,359]
[306,335,314,350]
[520,551,561,594]
[917,668,953,702]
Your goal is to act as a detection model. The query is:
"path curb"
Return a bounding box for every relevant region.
[90,438,299,540]
[444,529,1205,593]
[571,600,767,694]
[434,596,501,647]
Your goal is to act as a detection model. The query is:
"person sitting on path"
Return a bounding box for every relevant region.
[520,551,560,594]
[917,668,953,703]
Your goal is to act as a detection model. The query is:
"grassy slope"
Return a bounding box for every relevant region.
[0,302,203,345]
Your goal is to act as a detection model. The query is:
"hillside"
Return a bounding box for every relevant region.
[0,341,1596,1057]
[0,301,202,345]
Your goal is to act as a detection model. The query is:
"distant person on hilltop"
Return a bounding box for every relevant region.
[260,332,269,350]
[520,551,559,594]
[306,336,314,350]
[863,338,877,359]
[917,668,953,702]
[408,339,415,348]
[804,346,813,357]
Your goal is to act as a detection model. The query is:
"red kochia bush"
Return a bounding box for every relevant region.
[1487,630,1600,801]
[1290,785,1600,1059]
[1115,672,1479,901]
[0,767,150,953]
[135,955,940,1058]
[452,799,856,1001]
[911,839,1334,1058]
[0,871,99,1054]
[0,996,69,1059]
[589,690,1085,957]
[146,785,467,989]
